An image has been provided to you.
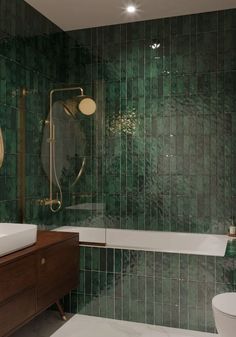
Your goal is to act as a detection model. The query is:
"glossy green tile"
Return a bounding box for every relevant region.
[115,298,122,320]
[100,249,107,272]
[115,274,122,298]
[224,9,236,30]
[2,3,236,334]
[136,300,146,323]
[197,12,218,32]
[137,276,145,301]
[171,16,191,35]
[92,248,100,271]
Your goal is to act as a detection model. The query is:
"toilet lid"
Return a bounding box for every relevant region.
[212,293,236,316]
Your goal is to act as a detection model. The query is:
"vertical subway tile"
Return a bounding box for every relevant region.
[12,4,236,334]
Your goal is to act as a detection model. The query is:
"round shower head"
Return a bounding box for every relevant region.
[63,95,96,117]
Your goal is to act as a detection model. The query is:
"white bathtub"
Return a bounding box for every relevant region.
[53,226,228,257]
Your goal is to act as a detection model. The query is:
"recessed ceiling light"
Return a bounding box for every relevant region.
[126,5,137,13]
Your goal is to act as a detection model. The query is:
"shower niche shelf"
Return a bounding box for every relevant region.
[0,231,79,337]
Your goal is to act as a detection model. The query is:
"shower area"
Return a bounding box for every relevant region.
[23,79,105,228]
[15,17,148,233]
[0,0,106,230]
[3,9,107,231]
[40,86,96,212]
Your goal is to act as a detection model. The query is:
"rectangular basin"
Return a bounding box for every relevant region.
[0,223,37,257]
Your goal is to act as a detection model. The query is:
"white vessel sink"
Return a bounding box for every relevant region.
[0,223,37,257]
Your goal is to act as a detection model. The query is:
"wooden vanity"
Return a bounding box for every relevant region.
[0,231,79,337]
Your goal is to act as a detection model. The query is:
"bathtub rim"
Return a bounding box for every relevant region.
[52,226,228,257]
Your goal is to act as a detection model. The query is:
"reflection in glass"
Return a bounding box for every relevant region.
[0,128,4,169]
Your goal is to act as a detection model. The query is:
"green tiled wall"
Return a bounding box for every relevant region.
[65,9,236,234]
[63,246,236,333]
[0,0,67,223]
[62,9,236,333]
[0,2,236,333]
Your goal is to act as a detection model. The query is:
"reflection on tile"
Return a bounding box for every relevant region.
[70,246,236,333]
[12,312,217,337]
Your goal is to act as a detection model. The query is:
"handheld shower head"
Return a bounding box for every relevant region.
[63,95,96,117]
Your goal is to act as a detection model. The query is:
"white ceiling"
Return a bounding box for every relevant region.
[25,0,236,31]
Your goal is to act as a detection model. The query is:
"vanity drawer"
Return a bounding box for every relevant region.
[0,287,36,337]
[0,255,37,303]
[37,238,79,310]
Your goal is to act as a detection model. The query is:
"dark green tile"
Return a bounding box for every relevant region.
[3,3,236,334]
[197,12,217,32]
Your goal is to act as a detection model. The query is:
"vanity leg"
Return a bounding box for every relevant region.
[55,300,67,321]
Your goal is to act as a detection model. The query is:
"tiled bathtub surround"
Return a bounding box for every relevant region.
[63,246,236,333]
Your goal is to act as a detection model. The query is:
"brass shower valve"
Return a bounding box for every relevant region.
[36,198,61,207]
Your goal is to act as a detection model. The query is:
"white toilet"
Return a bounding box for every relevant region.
[212,292,236,337]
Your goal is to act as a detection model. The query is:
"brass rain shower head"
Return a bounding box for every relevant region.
[63,95,97,117]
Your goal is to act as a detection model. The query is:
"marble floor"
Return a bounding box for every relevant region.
[12,312,217,337]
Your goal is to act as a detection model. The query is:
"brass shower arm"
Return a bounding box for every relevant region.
[50,86,84,95]
[49,86,84,108]
[49,86,85,132]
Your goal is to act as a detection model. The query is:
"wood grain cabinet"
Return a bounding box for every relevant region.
[0,231,79,337]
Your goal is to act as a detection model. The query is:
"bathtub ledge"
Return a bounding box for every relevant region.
[53,227,228,257]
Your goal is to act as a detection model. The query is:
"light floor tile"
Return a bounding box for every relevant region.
[12,312,217,337]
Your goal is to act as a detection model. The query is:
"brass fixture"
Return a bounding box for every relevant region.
[22,88,29,96]
[71,157,86,188]
[36,198,61,207]
[64,95,96,117]
[45,86,96,213]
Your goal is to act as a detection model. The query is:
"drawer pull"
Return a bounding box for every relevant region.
[41,258,46,265]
